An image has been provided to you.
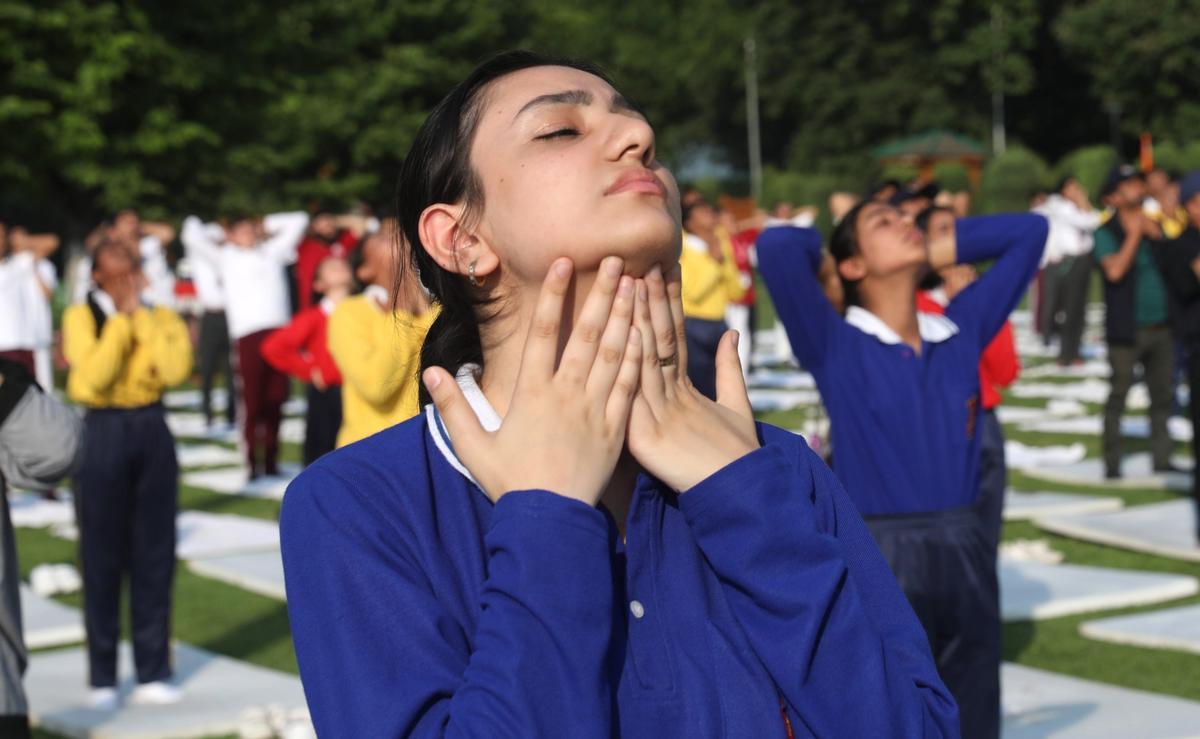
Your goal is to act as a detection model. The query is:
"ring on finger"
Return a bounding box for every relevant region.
[658,353,678,368]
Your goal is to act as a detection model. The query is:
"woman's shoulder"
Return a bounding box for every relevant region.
[281,412,437,534]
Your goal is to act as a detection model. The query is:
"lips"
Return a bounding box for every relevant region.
[606,168,666,197]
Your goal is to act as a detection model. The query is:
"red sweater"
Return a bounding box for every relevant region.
[917,291,1019,410]
[261,304,342,386]
[295,231,359,310]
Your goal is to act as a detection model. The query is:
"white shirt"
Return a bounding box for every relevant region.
[188,252,226,311]
[181,212,309,340]
[845,305,960,346]
[0,253,37,350]
[1033,194,1101,266]
[26,259,58,347]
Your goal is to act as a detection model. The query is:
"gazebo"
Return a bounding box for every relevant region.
[873,129,988,189]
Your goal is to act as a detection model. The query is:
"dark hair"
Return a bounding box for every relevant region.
[915,205,954,291]
[828,200,871,307]
[681,199,713,230]
[396,50,615,406]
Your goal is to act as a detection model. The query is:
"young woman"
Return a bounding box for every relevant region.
[281,51,956,738]
[758,200,1046,739]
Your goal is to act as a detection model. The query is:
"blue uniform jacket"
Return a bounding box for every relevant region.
[757,214,1047,516]
[281,409,959,737]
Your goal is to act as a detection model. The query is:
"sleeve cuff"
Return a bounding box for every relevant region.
[679,442,795,522]
[490,489,609,541]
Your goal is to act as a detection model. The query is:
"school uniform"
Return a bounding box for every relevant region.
[294,230,359,310]
[917,291,1021,550]
[280,367,958,738]
[182,213,309,474]
[62,291,193,689]
[261,299,343,465]
[758,213,1047,739]
[326,287,437,447]
[0,252,38,375]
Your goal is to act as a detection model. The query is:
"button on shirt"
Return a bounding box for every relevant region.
[280,369,958,738]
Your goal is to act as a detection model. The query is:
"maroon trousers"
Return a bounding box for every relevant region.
[0,349,34,376]
[235,329,289,475]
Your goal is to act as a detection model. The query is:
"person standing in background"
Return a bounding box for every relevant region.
[679,199,744,399]
[1093,165,1175,479]
[62,241,192,710]
[1151,171,1200,540]
[328,226,435,447]
[262,257,353,465]
[294,211,370,311]
[0,357,84,738]
[724,213,759,375]
[188,231,237,432]
[1144,168,1187,239]
[0,225,59,377]
[73,211,176,308]
[182,211,309,478]
[1033,177,1101,365]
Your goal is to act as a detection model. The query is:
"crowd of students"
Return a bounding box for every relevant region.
[0,206,438,725]
[2,50,1200,738]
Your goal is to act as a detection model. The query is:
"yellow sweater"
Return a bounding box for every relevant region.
[328,295,438,447]
[679,229,746,320]
[63,303,193,408]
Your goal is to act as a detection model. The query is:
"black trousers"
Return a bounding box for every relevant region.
[867,505,1000,739]
[1104,325,1175,473]
[978,409,1007,551]
[197,310,235,425]
[684,318,727,401]
[303,383,342,466]
[75,404,178,688]
[1056,254,1093,365]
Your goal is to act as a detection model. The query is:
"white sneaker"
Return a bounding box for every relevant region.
[52,563,82,594]
[88,687,119,710]
[29,564,58,597]
[129,680,183,705]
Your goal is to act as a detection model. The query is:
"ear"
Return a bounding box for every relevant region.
[418,203,500,280]
[837,255,866,283]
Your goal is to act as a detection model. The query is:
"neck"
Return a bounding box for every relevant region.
[477,268,640,536]
[860,275,921,351]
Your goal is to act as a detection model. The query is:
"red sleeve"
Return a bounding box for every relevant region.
[311,312,342,386]
[979,321,1019,402]
[336,230,359,254]
[295,240,325,310]
[261,310,320,380]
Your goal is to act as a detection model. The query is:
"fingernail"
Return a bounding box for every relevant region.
[555,259,571,277]
[424,369,441,390]
[649,263,662,279]
[618,276,633,296]
[637,281,648,300]
[605,256,623,277]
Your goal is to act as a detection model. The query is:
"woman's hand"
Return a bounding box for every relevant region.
[423,256,643,506]
[626,264,759,493]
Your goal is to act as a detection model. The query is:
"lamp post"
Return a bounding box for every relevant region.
[744,37,763,204]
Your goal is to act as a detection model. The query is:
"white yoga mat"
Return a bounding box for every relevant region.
[175,443,243,469]
[21,584,85,650]
[1004,440,1087,470]
[1001,662,1200,738]
[1081,603,1200,657]
[8,492,74,528]
[999,557,1198,622]
[27,642,308,739]
[182,464,301,500]
[1037,499,1200,563]
[1022,452,1193,492]
[1003,491,1123,521]
[189,549,286,601]
[1018,415,1192,443]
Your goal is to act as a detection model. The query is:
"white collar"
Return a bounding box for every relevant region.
[91,290,117,317]
[682,232,708,252]
[319,296,337,316]
[363,284,389,310]
[426,364,502,488]
[845,305,959,345]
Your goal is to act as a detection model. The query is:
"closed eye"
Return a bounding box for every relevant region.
[535,128,579,141]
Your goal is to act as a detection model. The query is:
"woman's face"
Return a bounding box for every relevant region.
[853,203,926,277]
[467,66,681,281]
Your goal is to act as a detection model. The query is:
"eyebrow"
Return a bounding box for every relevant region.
[512,89,644,123]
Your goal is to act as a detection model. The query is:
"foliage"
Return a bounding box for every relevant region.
[1053,145,1118,201]
[978,146,1050,213]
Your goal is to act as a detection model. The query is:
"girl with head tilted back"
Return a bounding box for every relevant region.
[281,51,957,738]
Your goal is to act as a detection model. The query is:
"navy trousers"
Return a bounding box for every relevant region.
[867,505,1000,739]
[684,318,727,401]
[302,383,342,466]
[75,404,178,688]
[978,409,1007,551]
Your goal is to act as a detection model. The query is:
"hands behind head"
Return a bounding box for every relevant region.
[423,258,759,506]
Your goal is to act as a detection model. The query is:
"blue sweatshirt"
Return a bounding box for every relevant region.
[757,214,1046,516]
[281,401,959,737]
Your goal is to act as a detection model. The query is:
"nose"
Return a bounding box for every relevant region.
[607,113,655,166]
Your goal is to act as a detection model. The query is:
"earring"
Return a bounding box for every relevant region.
[468,261,480,287]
